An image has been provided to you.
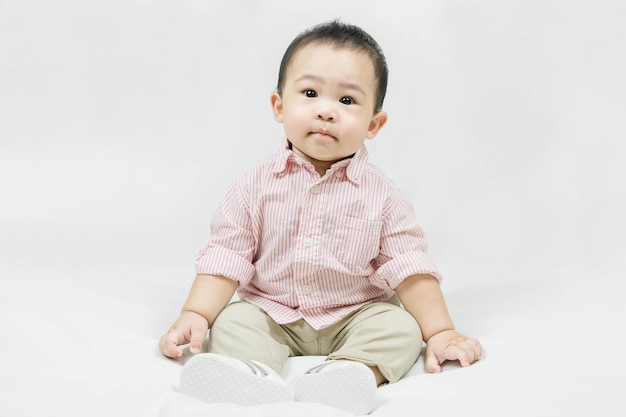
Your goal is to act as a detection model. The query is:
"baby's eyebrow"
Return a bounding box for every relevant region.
[295,74,367,97]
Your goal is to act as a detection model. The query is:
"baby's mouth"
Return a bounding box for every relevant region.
[311,131,336,140]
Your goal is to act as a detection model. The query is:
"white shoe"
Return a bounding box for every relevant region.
[291,360,377,415]
[180,353,294,406]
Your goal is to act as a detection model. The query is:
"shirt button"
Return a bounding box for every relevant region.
[303,237,314,247]
[335,171,343,178]
[292,166,299,173]
[310,185,320,194]
[302,285,313,294]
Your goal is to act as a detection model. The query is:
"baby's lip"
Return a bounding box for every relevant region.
[311,130,336,139]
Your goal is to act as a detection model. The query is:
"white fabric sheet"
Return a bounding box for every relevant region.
[1,0,624,416]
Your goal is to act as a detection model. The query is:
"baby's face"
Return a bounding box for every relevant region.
[271,43,387,175]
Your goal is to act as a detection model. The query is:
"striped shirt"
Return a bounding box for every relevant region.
[195,141,442,329]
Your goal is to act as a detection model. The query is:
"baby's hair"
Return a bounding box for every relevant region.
[276,19,388,112]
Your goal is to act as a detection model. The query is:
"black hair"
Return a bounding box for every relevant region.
[276,20,388,112]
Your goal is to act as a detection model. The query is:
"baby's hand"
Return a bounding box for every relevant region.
[425,329,482,373]
[159,310,209,359]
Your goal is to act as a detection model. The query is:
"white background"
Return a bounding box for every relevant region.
[1,1,625,415]
[1,0,624,275]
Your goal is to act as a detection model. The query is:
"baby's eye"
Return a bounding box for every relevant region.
[303,89,317,98]
[339,96,354,105]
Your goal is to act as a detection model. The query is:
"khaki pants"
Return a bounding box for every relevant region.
[207,300,422,383]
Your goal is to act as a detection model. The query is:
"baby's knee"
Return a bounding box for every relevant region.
[208,301,289,372]
[211,301,262,332]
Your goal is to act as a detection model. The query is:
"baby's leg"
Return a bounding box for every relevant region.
[291,302,422,414]
[326,301,422,384]
[207,300,291,373]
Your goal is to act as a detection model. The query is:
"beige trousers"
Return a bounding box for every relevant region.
[207,300,422,383]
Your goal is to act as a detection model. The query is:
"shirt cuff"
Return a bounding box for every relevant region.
[370,251,443,290]
[194,245,256,286]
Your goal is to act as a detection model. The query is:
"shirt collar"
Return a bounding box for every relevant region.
[272,139,368,184]
[271,140,294,174]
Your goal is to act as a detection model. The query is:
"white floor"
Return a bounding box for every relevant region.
[1,261,623,416]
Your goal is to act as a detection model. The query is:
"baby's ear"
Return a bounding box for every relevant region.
[270,91,284,123]
[366,111,388,139]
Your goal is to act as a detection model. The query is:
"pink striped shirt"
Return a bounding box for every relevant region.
[195,141,442,330]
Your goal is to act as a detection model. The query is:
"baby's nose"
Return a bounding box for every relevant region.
[317,111,334,121]
[315,99,337,121]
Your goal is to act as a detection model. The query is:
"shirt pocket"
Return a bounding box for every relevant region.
[332,215,383,267]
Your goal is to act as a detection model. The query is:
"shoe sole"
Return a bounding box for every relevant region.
[291,361,377,415]
[180,354,293,406]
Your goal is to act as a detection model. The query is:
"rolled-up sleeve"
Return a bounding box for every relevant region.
[194,179,257,286]
[370,192,442,290]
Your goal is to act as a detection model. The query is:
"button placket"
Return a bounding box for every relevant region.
[294,176,324,305]
[302,182,321,249]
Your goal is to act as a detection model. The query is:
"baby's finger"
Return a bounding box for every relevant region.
[425,352,443,373]
[447,342,480,366]
[453,347,472,367]
[457,338,482,365]
[188,325,208,354]
[471,339,483,361]
[159,333,183,358]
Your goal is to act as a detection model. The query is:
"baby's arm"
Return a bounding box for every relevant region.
[159,274,238,359]
[395,274,482,373]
